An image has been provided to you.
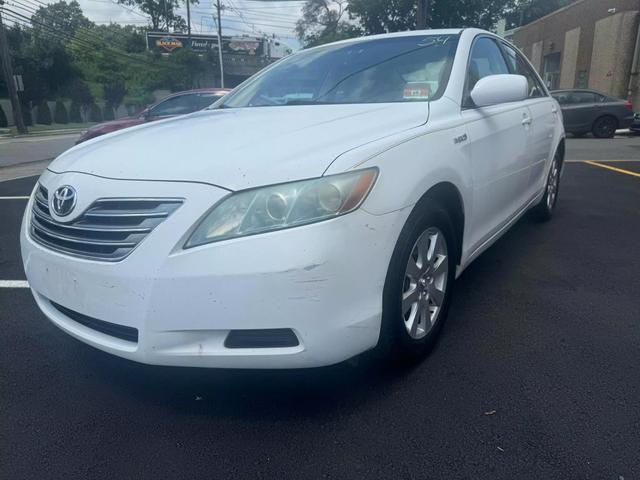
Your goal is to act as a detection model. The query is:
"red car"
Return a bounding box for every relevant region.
[76,88,230,144]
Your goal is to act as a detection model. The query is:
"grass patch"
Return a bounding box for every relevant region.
[8,122,95,135]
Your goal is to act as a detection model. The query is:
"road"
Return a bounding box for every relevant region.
[1,138,639,479]
[0,133,79,181]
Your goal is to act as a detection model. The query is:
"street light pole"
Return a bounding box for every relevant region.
[186,0,191,41]
[0,2,27,134]
[215,0,224,88]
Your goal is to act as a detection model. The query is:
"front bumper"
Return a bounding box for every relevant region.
[21,170,407,368]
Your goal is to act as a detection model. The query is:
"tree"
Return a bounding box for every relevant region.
[69,101,82,122]
[347,0,415,36]
[88,103,103,122]
[54,101,69,124]
[115,0,197,31]
[347,0,516,36]
[296,0,361,47]
[0,105,7,128]
[35,101,52,125]
[96,52,127,110]
[504,0,572,29]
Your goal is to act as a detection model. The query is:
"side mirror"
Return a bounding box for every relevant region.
[470,74,528,107]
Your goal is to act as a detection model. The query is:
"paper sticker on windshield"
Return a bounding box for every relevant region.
[403,82,431,100]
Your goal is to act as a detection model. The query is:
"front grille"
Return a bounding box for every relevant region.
[50,301,139,343]
[30,184,182,261]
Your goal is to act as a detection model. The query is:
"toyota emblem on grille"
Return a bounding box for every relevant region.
[52,185,77,217]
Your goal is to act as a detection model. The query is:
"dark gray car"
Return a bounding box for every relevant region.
[551,89,633,138]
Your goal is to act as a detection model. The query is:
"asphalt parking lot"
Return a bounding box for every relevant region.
[1,138,639,479]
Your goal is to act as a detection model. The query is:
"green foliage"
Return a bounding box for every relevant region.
[296,0,361,47]
[0,105,7,128]
[69,101,82,122]
[35,101,53,125]
[504,0,572,28]
[54,101,69,124]
[115,0,197,31]
[346,0,516,36]
[347,0,415,36]
[103,105,115,121]
[88,103,103,122]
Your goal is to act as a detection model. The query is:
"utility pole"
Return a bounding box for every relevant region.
[416,0,430,30]
[0,2,27,134]
[186,0,191,41]
[215,0,224,88]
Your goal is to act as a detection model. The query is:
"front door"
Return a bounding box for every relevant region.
[462,36,533,252]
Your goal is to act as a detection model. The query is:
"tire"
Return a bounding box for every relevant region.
[592,116,617,138]
[379,203,457,363]
[531,150,561,221]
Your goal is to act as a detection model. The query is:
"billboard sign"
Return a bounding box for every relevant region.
[146,32,264,57]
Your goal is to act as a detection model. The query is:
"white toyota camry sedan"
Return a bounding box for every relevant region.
[21,29,564,368]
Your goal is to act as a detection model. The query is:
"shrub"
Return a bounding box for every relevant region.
[0,105,7,128]
[22,107,33,126]
[54,101,69,124]
[103,105,115,121]
[88,104,103,122]
[69,101,82,122]
[35,101,52,125]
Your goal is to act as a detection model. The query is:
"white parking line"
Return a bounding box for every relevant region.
[0,280,29,288]
[0,196,30,200]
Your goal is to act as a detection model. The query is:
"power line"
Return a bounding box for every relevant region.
[1,7,178,71]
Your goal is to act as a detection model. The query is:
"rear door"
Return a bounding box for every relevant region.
[501,42,558,197]
[462,36,533,250]
[558,91,602,132]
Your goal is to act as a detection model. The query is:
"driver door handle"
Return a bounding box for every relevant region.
[522,115,532,126]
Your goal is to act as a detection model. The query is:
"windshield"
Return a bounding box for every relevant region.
[218,34,459,108]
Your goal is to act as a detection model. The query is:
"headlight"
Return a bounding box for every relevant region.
[185,168,378,248]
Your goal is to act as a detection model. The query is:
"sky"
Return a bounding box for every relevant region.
[6,0,305,49]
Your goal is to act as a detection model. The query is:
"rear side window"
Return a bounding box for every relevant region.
[501,43,546,98]
[466,37,510,94]
[150,94,198,116]
[570,91,602,104]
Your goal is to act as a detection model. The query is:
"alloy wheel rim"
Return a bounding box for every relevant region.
[599,120,614,137]
[547,157,559,210]
[402,227,448,339]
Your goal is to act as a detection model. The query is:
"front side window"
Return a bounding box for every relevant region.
[501,43,546,98]
[466,37,510,94]
[218,35,460,108]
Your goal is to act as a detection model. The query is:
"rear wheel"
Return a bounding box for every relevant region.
[379,205,456,362]
[592,116,617,138]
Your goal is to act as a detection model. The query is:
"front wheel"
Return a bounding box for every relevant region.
[379,205,456,362]
[532,151,561,221]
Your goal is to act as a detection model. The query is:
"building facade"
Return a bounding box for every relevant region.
[508,0,640,105]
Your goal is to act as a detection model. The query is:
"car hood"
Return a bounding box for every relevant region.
[51,103,428,191]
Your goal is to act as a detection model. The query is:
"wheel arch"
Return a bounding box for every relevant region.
[414,182,465,266]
